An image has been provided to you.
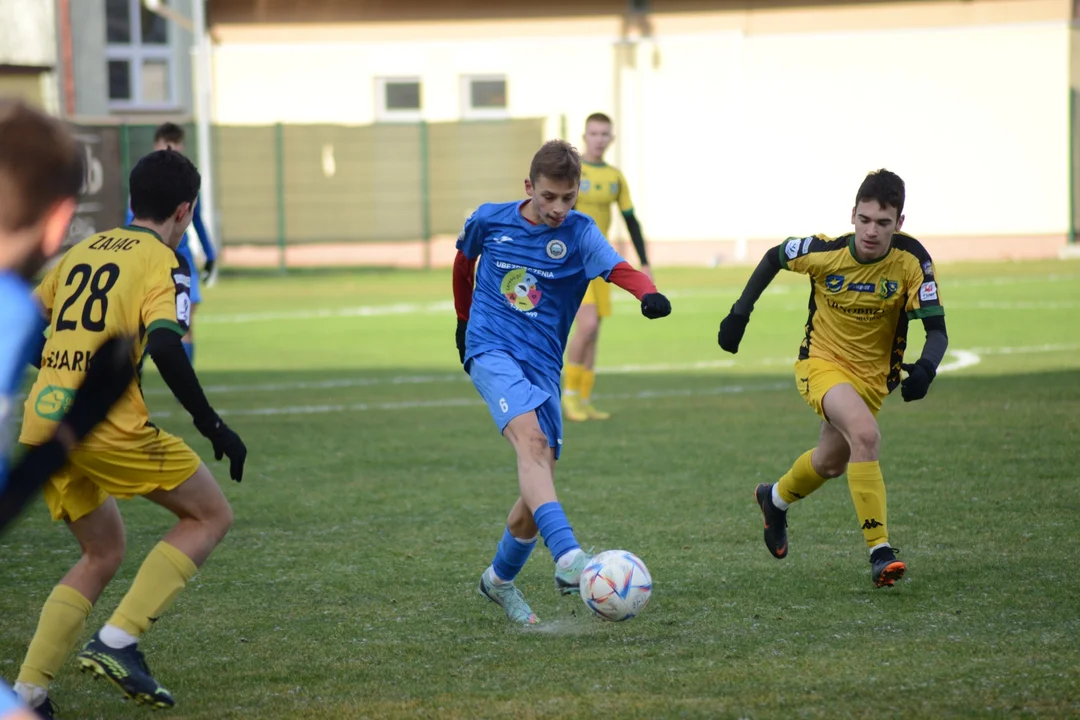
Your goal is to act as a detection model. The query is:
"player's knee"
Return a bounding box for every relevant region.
[849,424,881,455]
[208,499,234,542]
[84,541,125,581]
[515,429,552,464]
[816,457,847,479]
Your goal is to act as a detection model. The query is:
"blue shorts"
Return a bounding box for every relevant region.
[468,350,563,459]
[177,241,201,304]
[0,682,24,715]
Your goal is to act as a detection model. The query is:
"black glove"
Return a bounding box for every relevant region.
[195,414,247,482]
[640,293,671,319]
[202,259,216,282]
[63,335,137,440]
[717,312,750,354]
[456,319,468,364]
[900,359,937,402]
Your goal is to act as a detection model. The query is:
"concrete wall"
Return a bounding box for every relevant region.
[209,0,1074,262]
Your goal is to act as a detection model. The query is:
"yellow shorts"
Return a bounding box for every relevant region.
[42,428,202,523]
[794,357,886,419]
[580,277,613,318]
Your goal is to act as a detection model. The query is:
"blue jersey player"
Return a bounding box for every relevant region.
[125,123,215,364]
[452,140,671,624]
[0,100,134,719]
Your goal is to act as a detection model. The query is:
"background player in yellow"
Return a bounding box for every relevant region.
[717,169,948,587]
[12,150,247,716]
[562,112,652,421]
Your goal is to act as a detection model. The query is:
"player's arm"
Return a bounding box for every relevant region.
[143,256,246,480]
[717,243,786,353]
[584,222,670,319]
[452,210,484,364]
[191,197,217,275]
[900,256,947,402]
[0,335,135,533]
[614,171,650,270]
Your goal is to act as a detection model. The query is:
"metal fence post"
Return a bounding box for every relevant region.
[275,122,287,273]
[420,120,432,270]
[119,123,131,212]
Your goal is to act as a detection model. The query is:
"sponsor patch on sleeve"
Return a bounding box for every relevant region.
[785,239,801,260]
[919,281,938,302]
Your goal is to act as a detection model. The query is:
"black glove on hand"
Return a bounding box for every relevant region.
[63,335,136,440]
[640,293,671,319]
[195,415,247,482]
[900,358,937,402]
[202,259,216,282]
[456,319,468,364]
[717,312,750,354]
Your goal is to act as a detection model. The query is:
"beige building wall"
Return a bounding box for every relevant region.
[211,0,1072,262]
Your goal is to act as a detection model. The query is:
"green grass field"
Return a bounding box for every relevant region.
[2,259,1079,719]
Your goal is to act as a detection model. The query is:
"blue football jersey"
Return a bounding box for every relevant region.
[457,200,624,374]
[0,271,44,490]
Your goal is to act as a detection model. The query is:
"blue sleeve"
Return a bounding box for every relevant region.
[578,218,624,280]
[455,208,485,259]
[125,204,134,225]
[0,300,42,400]
[0,683,26,714]
[191,198,215,262]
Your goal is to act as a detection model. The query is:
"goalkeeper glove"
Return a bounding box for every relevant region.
[717,311,750,354]
[194,414,247,482]
[900,359,936,402]
[456,319,468,364]
[640,293,671,319]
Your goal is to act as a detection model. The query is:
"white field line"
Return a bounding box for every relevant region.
[147,381,791,420]
[139,342,1080,399]
[198,273,1080,325]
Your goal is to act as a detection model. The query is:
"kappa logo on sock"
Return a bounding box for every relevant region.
[862,518,884,530]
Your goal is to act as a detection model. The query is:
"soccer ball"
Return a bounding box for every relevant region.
[579,550,653,622]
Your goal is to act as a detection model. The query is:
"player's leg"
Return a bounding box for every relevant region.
[563,286,599,422]
[578,281,613,419]
[501,411,590,594]
[756,420,849,560]
[15,496,124,713]
[77,463,232,707]
[820,384,905,586]
[478,497,540,625]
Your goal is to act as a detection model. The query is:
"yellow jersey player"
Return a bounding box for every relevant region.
[12,150,246,715]
[717,169,948,588]
[562,113,651,421]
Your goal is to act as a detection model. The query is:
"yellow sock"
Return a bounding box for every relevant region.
[847,461,888,547]
[17,584,93,689]
[776,449,829,505]
[108,542,197,637]
[580,369,597,404]
[564,363,584,396]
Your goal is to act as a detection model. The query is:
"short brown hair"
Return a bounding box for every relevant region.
[154,122,185,145]
[0,99,83,233]
[585,112,612,126]
[529,140,581,185]
[856,169,905,217]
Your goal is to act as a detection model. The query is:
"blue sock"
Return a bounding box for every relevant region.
[533,502,580,562]
[182,342,194,364]
[491,527,537,582]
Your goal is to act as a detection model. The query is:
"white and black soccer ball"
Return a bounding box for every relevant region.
[579,549,652,622]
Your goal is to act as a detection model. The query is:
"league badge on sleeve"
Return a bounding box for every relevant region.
[785,239,801,260]
[919,281,938,302]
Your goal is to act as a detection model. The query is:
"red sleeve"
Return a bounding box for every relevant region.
[607,261,657,301]
[453,251,478,321]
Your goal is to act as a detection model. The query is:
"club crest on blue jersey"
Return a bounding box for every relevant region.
[825,275,845,293]
[546,239,567,260]
[500,268,542,312]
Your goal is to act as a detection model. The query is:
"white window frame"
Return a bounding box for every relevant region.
[461,75,508,120]
[106,0,177,111]
[375,77,422,123]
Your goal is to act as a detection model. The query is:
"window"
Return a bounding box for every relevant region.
[461,76,508,120]
[105,0,175,109]
[376,77,422,122]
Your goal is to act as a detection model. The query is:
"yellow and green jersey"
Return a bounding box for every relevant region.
[577,161,633,240]
[780,232,944,394]
[20,225,191,448]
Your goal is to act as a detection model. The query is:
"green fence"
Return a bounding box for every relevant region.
[73,118,545,268]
